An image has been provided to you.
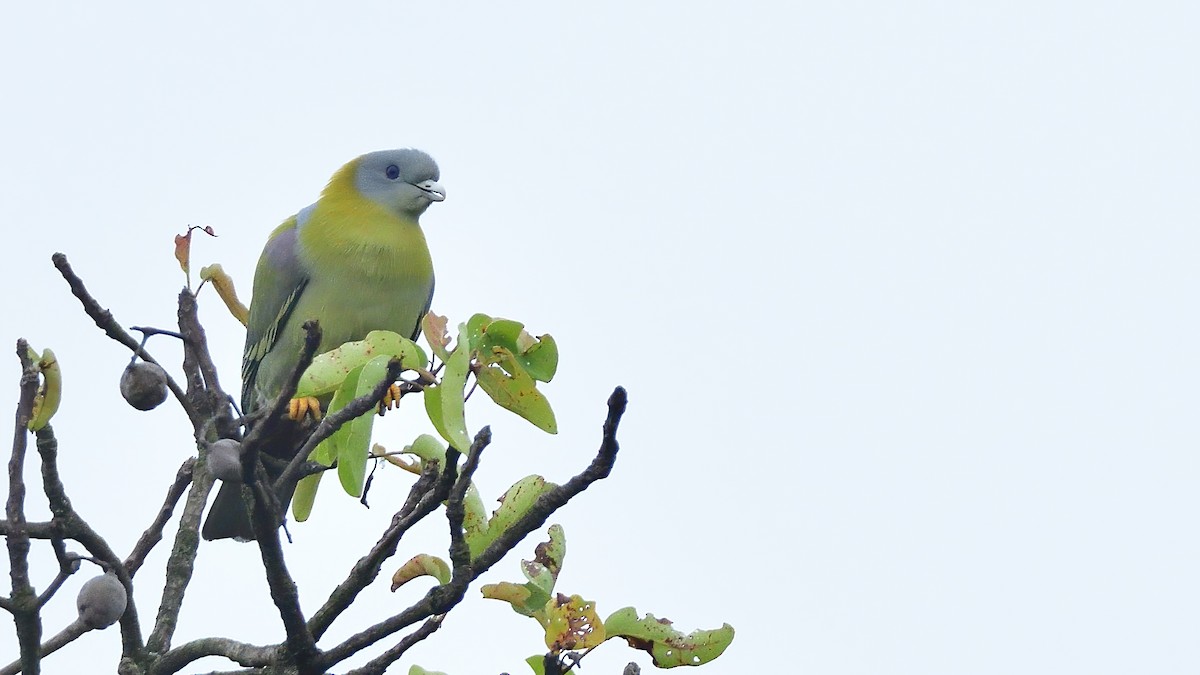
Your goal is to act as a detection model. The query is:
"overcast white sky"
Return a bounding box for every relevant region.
[2,2,1198,673]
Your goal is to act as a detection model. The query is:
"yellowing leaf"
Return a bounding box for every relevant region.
[199,264,248,326]
[543,594,605,652]
[174,232,192,277]
[422,312,451,362]
[481,581,534,609]
[28,348,61,432]
[391,554,451,590]
[174,225,217,286]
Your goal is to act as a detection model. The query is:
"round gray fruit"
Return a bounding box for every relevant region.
[76,572,127,629]
[120,361,169,411]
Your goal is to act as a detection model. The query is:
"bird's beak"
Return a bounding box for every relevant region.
[414,180,446,202]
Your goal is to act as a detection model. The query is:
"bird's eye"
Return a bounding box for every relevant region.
[385,164,401,180]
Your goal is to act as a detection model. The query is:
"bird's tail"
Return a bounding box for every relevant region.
[201,417,311,542]
[202,479,299,541]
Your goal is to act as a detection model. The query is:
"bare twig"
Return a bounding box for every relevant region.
[0,619,89,675]
[35,540,79,608]
[129,326,186,341]
[124,458,196,576]
[344,616,444,675]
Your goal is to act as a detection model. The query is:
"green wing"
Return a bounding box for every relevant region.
[241,218,310,413]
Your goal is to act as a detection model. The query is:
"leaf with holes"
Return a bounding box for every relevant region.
[296,331,426,399]
[543,594,605,652]
[604,607,735,668]
[481,525,565,617]
[469,314,558,383]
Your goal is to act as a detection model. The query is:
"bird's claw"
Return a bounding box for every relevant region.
[288,396,323,421]
[377,383,404,415]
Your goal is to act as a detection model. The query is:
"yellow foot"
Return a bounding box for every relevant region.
[288,396,323,421]
[378,383,405,415]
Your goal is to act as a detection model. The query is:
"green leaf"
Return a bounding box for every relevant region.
[517,333,558,383]
[485,476,556,550]
[523,655,547,675]
[404,433,447,465]
[313,364,362,466]
[334,355,391,497]
[465,312,493,348]
[521,655,574,675]
[603,608,735,668]
[295,330,427,399]
[470,315,559,383]
[423,325,472,452]
[408,666,448,675]
[461,483,489,556]
[476,348,557,434]
[291,472,321,522]
[290,355,369,516]
[296,362,367,519]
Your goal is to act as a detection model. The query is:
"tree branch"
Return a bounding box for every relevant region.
[124,458,195,576]
[35,539,79,608]
[344,616,444,675]
[151,637,282,675]
[177,290,236,439]
[5,341,41,670]
[0,619,89,675]
[318,389,626,668]
[248,480,318,672]
[145,460,214,654]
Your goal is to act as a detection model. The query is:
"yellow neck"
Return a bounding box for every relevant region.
[298,163,433,282]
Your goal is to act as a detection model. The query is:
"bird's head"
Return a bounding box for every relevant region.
[351,148,445,219]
